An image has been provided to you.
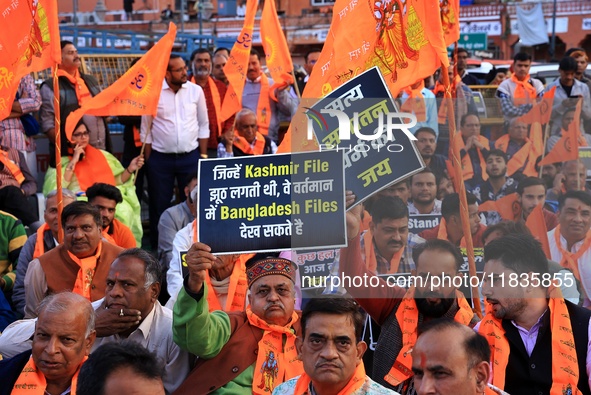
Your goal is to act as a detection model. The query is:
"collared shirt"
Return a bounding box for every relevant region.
[141,79,209,153]
[93,301,191,394]
[407,199,442,215]
[496,77,545,119]
[274,375,399,395]
[0,75,41,152]
[546,78,591,136]
[548,228,591,306]
[399,88,439,138]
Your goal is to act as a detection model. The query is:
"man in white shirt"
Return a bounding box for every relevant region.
[141,54,209,249]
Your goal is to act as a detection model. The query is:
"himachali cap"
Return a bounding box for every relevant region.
[246,257,298,288]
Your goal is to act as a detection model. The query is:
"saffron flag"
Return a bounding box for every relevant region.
[260,0,293,87]
[64,23,177,142]
[478,192,519,221]
[0,0,60,119]
[279,0,450,153]
[518,86,555,125]
[539,98,582,166]
[525,203,551,259]
[441,0,460,46]
[219,0,258,122]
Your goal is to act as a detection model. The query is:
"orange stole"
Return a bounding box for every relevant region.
[72,146,116,191]
[0,150,25,184]
[12,356,87,395]
[191,221,251,312]
[66,242,102,300]
[554,226,591,282]
[257,74,273,136]
[363,230,403,274]
[233,132,266,156]
[56,69,92,105]
[33,224,50,259]
[510,74,538,106]
[494,134,538,177]
[436,217,469,248]
[292,362,366,395]
[478,292,582,394]
[246,307,303,394]
[209,76,223,135]
[458,135,490,181]
[384,287,473,386]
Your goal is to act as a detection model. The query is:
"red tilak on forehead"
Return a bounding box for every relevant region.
[114,272,120,278]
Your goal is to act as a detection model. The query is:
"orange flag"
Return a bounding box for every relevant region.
[441,0,460,46]
[260,0,293,87]
[219,0,258,123]
[64,24,177,142]
[478,192,519,221]
[539,98,582,166]
[526,203,551,259]
[518,86,556,125]
[279,0,449,153]
[0,0,60,119]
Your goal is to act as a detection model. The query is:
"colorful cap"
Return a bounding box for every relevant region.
[246,257,297,288]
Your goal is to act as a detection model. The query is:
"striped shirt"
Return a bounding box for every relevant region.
[0,75,41,152]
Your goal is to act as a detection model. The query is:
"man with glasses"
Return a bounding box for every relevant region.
[140,54,209,249]
[217,108,277,157]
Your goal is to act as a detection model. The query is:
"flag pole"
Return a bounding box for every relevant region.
[53,64,64,243]
[538,121,550,178]
[292,70,301,98]
[442,64,483,318]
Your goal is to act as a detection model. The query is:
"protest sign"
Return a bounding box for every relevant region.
[408,214,442,234]
[306,67,424,207]
[198,150,346,254]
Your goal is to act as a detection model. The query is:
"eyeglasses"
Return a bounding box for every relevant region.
[72,130,89,138]
[169,66,188,73]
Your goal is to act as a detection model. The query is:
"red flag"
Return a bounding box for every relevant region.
[518,86,555,125]
[526,203,551,259]
[219,0,258,123]
[0,0,60,119]
[64,24,177,142]
[539,98,582,166]
[260,0,293,87]
[478,193,519,221]
[441,0,460,46]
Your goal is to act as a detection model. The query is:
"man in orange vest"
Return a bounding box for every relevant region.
[12,189,77,317]
[458,113,491,187]
[23,202,123,318]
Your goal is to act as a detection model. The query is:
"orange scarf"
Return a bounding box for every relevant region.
[401,82,426,122]
[554,225,591,282]
[292,362,366,395]
[478,289,582,394]
[385,287,473,386]
[191,221,251,312]
[458,135,490,181]
[511,74,537,105]
[132,125,142,148]
[246,306,303,394]
[256,74,272,136]
[233,131,267,156]
[66,242,102,300]
[0,149,25,184]
[71,145,116,191]
[494,134,538,177]
[12,356,86,394]
[33,224,51,259]
[363,230,404,274]
[56,69,92,106]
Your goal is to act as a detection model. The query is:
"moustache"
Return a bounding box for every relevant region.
[315,360,343,369]
[264,302,285,311]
